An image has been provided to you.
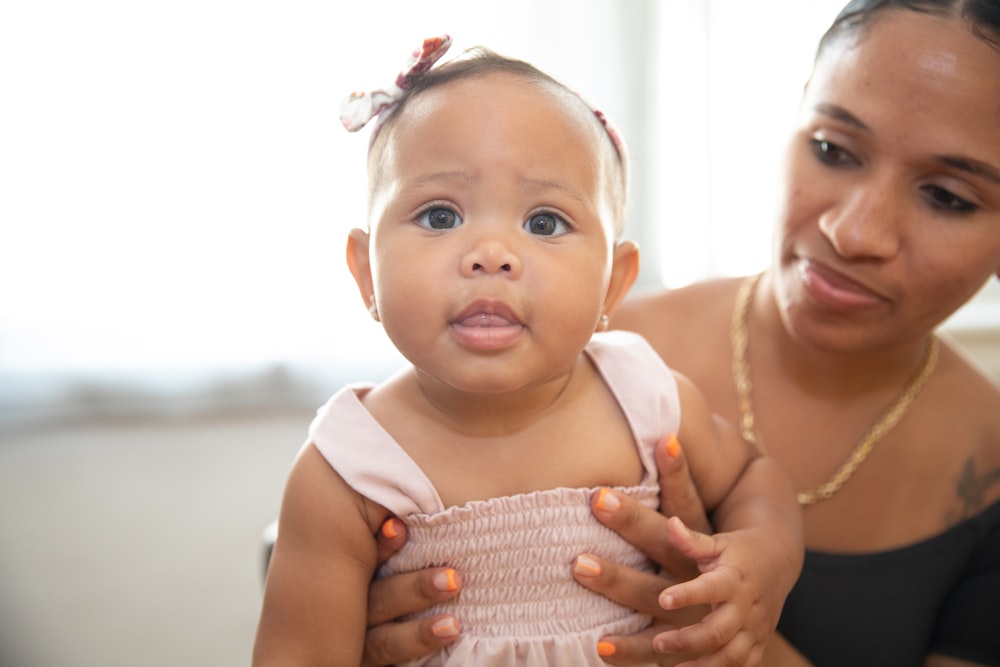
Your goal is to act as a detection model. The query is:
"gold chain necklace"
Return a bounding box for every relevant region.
[730,272,940,506]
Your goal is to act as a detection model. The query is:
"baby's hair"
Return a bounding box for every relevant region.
[367,47,630,237]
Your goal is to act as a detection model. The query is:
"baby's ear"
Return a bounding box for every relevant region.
[602,240,640,320]
[346,227,375,310]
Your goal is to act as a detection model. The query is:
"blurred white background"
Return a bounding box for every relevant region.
[1,1,997,666]
[0,0,855,411]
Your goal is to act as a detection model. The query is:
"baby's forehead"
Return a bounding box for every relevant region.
[375,73,608,167]
[407,72,593,125]
[368,70,627,235]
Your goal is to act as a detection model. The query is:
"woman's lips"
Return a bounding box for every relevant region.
[796,258,888,309]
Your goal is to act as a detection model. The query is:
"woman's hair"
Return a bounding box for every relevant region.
[367,47,630,234]
[817,0,1000,56]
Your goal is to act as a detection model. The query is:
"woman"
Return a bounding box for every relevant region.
[358,0,1000,664]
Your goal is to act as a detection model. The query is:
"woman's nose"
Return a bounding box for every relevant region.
[818,179,902,260]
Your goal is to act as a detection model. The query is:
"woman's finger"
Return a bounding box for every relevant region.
[367,565,462,626]
[597,624,712,666]
[572,552,677,617]
[590,487,701,579]
[655,434,712,534]
[374,516,406,565]
[361,614,461,667]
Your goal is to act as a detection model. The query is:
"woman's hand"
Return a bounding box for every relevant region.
[574,436,796,666]
[572,435,714,665]
[360,518,463,667]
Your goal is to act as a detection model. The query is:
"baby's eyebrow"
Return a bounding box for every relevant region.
[519,176,588,205]
[410,171,477,187]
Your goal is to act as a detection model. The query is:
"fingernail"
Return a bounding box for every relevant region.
[671,516,691,539]
[431,616,460,638]
[666,433,681,458]
[434,569,459,592]
[659,591,676,609]
[574,554,601,577]
[597,641,616,657]
[595,487,620,512]
[380,518,398,539]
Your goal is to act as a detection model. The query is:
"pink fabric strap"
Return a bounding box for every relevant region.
[340,35,452,132]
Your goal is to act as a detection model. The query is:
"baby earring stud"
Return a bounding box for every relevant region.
[368,294,380,322]
[598,314,609,331]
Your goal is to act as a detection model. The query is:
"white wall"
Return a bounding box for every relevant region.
[2,0,997,423]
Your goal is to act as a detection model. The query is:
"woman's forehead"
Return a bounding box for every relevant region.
[807,12,1000,145]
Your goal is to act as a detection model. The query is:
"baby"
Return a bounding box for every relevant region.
[254,36,800,666]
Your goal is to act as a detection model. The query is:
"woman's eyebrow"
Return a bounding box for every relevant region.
[936,155,1000,185]
[815,103,1000,185]
[814,102,870,132]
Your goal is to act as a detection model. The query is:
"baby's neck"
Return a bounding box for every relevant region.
[410,363,580,438]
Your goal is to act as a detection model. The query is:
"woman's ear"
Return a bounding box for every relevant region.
[346,227,375,314]
[601,240,640,325]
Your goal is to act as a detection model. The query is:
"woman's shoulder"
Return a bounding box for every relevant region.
[613,276,742,338]
[932,339,1000,506]
[611,276,745,383]
[936,338,1000,438]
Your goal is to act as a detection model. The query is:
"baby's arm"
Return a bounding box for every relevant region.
[647,372,802,663]
[253,443,379,666]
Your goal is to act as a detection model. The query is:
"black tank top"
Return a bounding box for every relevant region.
[779,499,1000,666]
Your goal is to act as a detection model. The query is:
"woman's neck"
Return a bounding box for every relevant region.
[755,271,935,398]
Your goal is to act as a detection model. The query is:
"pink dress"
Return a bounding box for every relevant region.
[310,331,680,666]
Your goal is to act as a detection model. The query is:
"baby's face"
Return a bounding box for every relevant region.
[363,73,622,394]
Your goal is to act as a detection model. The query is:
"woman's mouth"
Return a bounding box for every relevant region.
[796,258,888,309]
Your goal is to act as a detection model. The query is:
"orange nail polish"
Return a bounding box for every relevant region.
[574,554,601,577]
[597,641,616,657]
[381,518,398,539]
[434,569,458,592]
[431,616,460,638]
[666,433,681,458]
[595,488,620,512]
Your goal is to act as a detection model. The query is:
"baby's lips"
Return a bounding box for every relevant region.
[452,298,521,326]
[457,312,517,327]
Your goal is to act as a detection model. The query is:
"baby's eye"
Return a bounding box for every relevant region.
[810,137,859,167]
[922,185,977,214]
[416,207,462,230]
[524,212,569,237]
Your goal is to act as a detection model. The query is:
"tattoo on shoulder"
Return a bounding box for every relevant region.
[949,458,1000,523]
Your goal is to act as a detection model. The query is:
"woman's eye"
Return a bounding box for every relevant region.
[524,212,569,237]
[923,185,977,214]
[810,137,858,167]
[416,207,462,230]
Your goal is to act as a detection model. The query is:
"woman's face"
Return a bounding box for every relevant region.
[773,10,1000,352]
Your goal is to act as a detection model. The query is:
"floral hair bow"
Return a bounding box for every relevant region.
[340,35,453,133]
